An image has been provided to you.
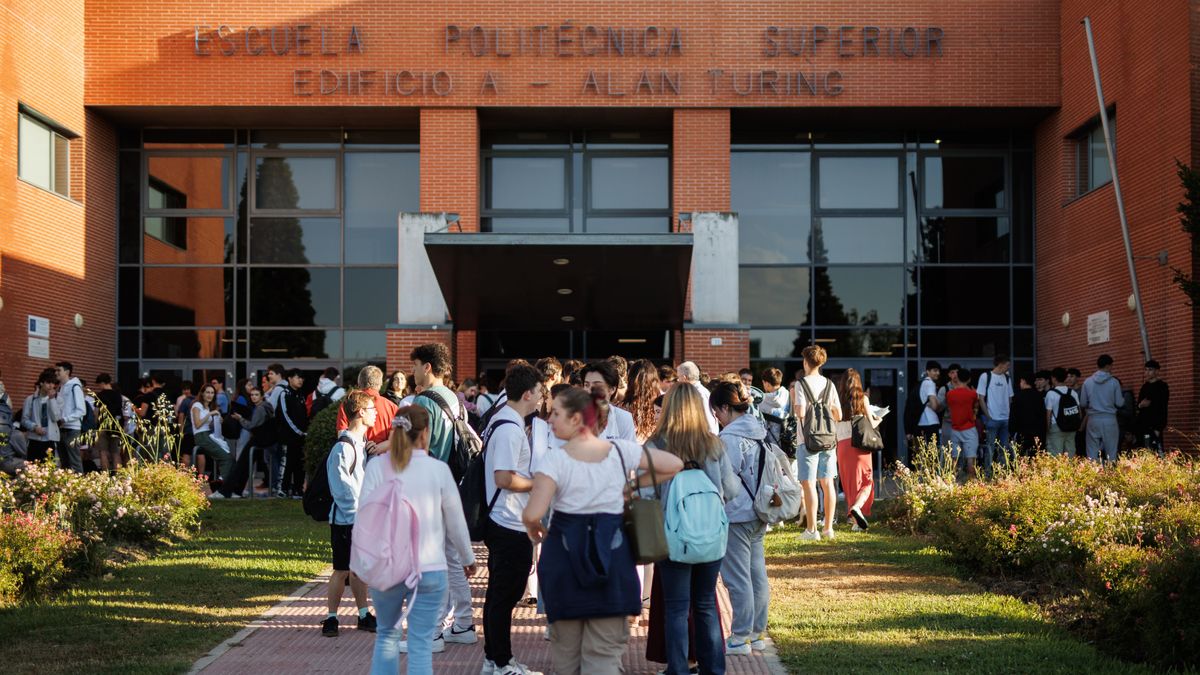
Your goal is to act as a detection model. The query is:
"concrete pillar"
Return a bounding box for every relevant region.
[397,212,450,325]
[682,211,749,374]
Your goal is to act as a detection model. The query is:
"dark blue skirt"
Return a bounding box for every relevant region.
[537,511,642,623]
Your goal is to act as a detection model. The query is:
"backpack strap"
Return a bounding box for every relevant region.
[631,440,662,500]
[797,378,819,410]
[481,418,519,513]
[418,389,462,449]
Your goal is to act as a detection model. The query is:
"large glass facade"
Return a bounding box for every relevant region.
[117,129,418,385]
[733,131,1035,383]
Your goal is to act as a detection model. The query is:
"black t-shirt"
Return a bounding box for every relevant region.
[1137,380,1169,429]
[138,388,170,419]
[97,389,123,418]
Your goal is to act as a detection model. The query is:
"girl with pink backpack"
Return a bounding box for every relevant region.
[355,405,477,675]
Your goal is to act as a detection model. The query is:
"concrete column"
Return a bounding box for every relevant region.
[397,212,450,324]
[689,211,739,324]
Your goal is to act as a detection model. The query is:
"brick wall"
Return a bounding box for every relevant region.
[681,328,749,377]
[420,108,479,232]
[1035,1,1197,443]
[385,328,454,381]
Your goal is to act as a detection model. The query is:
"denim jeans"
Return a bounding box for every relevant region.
[193,431,234,482]
[657,559,725,675]
[57,429,83,472]
[981,417,1009,475]
[721,520,769,640]
[370,570,448,675]
[265,444,284,492]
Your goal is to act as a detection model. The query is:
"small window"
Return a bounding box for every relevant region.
[1074,112,1114,195]
[18,113,71,197]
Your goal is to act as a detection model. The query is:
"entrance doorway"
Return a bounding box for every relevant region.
[819,360,905,473]
[141,361,236,411]
[476,329,673,388]
[246,361,340,399]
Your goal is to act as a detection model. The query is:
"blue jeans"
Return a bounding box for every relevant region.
[657,559,725,675]
[981,417,1009,474]
[370,570,448,675]
[264,444,283,492]
[721,521,769,640]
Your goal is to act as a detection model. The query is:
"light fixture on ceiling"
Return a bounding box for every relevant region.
[553,258,570,266]
[561,315,575,322]
[814,338,836,344]
[557,288,573,295]
[618,338,647,344]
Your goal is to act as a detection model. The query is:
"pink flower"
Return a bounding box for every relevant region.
[1105,581,1113,590]
[1009,524,1018,535]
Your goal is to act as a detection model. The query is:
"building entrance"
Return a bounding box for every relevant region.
[476,329,672,385]
[820,360,904,472]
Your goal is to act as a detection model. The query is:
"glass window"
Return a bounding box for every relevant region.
[1089,119,1112,191]
[731,152,811,264]
[143,267,233,326]
[919,329,1010,358]
[143,129,235,148]
[344,152,419,263]
[485,218,570,233]
[486,156,567,210]
[147,155,230,210]
[589,156,668,210]
[923,156,1005,210]
[1012,152,1034,263]
[249,330,340,359]
[251,129,341,149]
[249,267,340,326]
[344,268,397,326]
[1013,329,1034,357]
[142,329,235,359]
[119,268,139,325]
[119,330,138,359]
[917,216,1010,263]
[249,218,340,264]
[344,330,387,362]
[739,267,810,326]
[143,217,233,264]
[814,329,905,357]
[919,267,1009,326]
[584,217,670,233]
[812,217,905,264]
[749,329,809,359]
[814,267,905,326]
[818,156,899,210]
[18,114,52,190]
[119,152,141,263]
[1013,267,1033,325]
[254,156,337,210]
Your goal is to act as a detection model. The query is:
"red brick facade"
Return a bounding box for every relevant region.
[385,328,454,379]
[1,1,1197,440]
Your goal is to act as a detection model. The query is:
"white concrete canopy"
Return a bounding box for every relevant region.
[397,212,451,324]
[688,212,739,324]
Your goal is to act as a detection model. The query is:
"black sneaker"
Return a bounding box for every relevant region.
[357,612,377,633]
[850,507,870,531]
[321,616,339,637]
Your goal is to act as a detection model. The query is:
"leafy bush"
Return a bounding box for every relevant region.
[124,461,209,538]
[0,511,78,606]
[304,402,343,479]
[892,449,1200,669]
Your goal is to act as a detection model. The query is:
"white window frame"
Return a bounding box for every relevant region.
[18,111,72,198]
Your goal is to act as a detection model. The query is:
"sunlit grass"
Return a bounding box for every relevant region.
[0,500,328,675]
[764,525,1149,674]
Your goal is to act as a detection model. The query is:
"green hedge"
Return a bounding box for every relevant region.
[304,403,343,480]
[893,448,1200,670]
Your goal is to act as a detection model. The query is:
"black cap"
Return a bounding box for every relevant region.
[1145,360,1161,369]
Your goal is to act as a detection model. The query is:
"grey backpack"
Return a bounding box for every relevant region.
[798,378,838,454]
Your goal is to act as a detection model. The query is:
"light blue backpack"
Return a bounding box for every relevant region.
[664,465,729,564]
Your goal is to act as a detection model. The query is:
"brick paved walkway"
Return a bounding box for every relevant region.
[192,546,782,674]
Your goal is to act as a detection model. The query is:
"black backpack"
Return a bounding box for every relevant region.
[309,388,342,420]
[761,411,799,458]
[1054,387,1083,432]
[904,377,941,431]
[471,392,504,434]
[418,390,481,483]
[302,432,357,522]
[460,418,518,541]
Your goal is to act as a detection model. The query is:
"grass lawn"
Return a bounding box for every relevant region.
[0,500,329,675]
[764,525,1150,674]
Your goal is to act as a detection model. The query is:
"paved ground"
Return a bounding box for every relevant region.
[192,545,782,674]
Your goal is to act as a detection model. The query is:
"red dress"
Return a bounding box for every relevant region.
[836,411,876,516]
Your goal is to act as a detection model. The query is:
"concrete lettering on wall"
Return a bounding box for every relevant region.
[192,23,945,98]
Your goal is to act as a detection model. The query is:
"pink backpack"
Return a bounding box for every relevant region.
[351,464,422,598]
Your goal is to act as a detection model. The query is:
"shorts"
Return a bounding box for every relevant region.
[949,428,980,459]
[797,447,836,481]
[330,523,353,571]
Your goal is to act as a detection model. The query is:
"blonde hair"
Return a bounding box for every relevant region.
[390,405,430,472]
[801,345,828,369]
[650,383,723,464]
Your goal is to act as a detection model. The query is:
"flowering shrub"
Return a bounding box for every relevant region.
[0,511,78,605]
[0,460,208,605]
[892,449,1200,669]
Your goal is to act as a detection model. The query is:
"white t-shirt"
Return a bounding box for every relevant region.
[190,401,220,434]
[759,386,790,418]
[977,371,1014,420]
[529,416,566,475]
[602,405,637,442]
[537,439,642,515]
[484,405,533,532]
[1044,386,1077,431]
[792,374,842,421]
[918,377,939,426]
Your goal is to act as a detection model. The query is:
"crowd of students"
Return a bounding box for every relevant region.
[321,343,880,675]
[909,353,1170,475]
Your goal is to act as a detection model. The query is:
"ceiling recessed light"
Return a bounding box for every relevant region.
[557,288,573,295]
[618,338,647,344]
[561,315,575,322]
[934,138,942,145]
[553,258,570,266]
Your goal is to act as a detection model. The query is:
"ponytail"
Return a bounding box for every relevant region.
[390,405,430,472]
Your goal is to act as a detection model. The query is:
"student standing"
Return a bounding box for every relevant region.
[93,374,124,472]
[193,384,235,498]
[480,364,545,675]
[21,370,61,463]
[523,387,682,675]
[677,361,719,434]
[792,346,842,541]
[836,369,877,531]
[976,355,1014,473]
[1135,360,1169,452]
[320,391,377,637]
[54,361,86,472]
[913,361,943,445]
[711,380,773,655]
[1044,368,1081,457]
[945,367,983,479]
[278,369,309,498]
[1010,373,1046,454]
[624,359,662,443]
[362,405,476,675]
[581,361,637,441]
[1080,354,1123,463]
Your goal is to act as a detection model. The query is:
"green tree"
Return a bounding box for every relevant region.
[1172,160,1200,306]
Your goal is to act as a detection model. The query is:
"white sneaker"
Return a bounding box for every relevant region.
[726,637,752,655]
[851,522,864,532]
[443,623,479,644]
[543,625,550,641]
[207,492,226,500]
[499,661,542,675]
[481,659,496,675]
[750,634,767,651]
[821,529,837,540]
[799,529,820,541]
[399,635,445,654]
